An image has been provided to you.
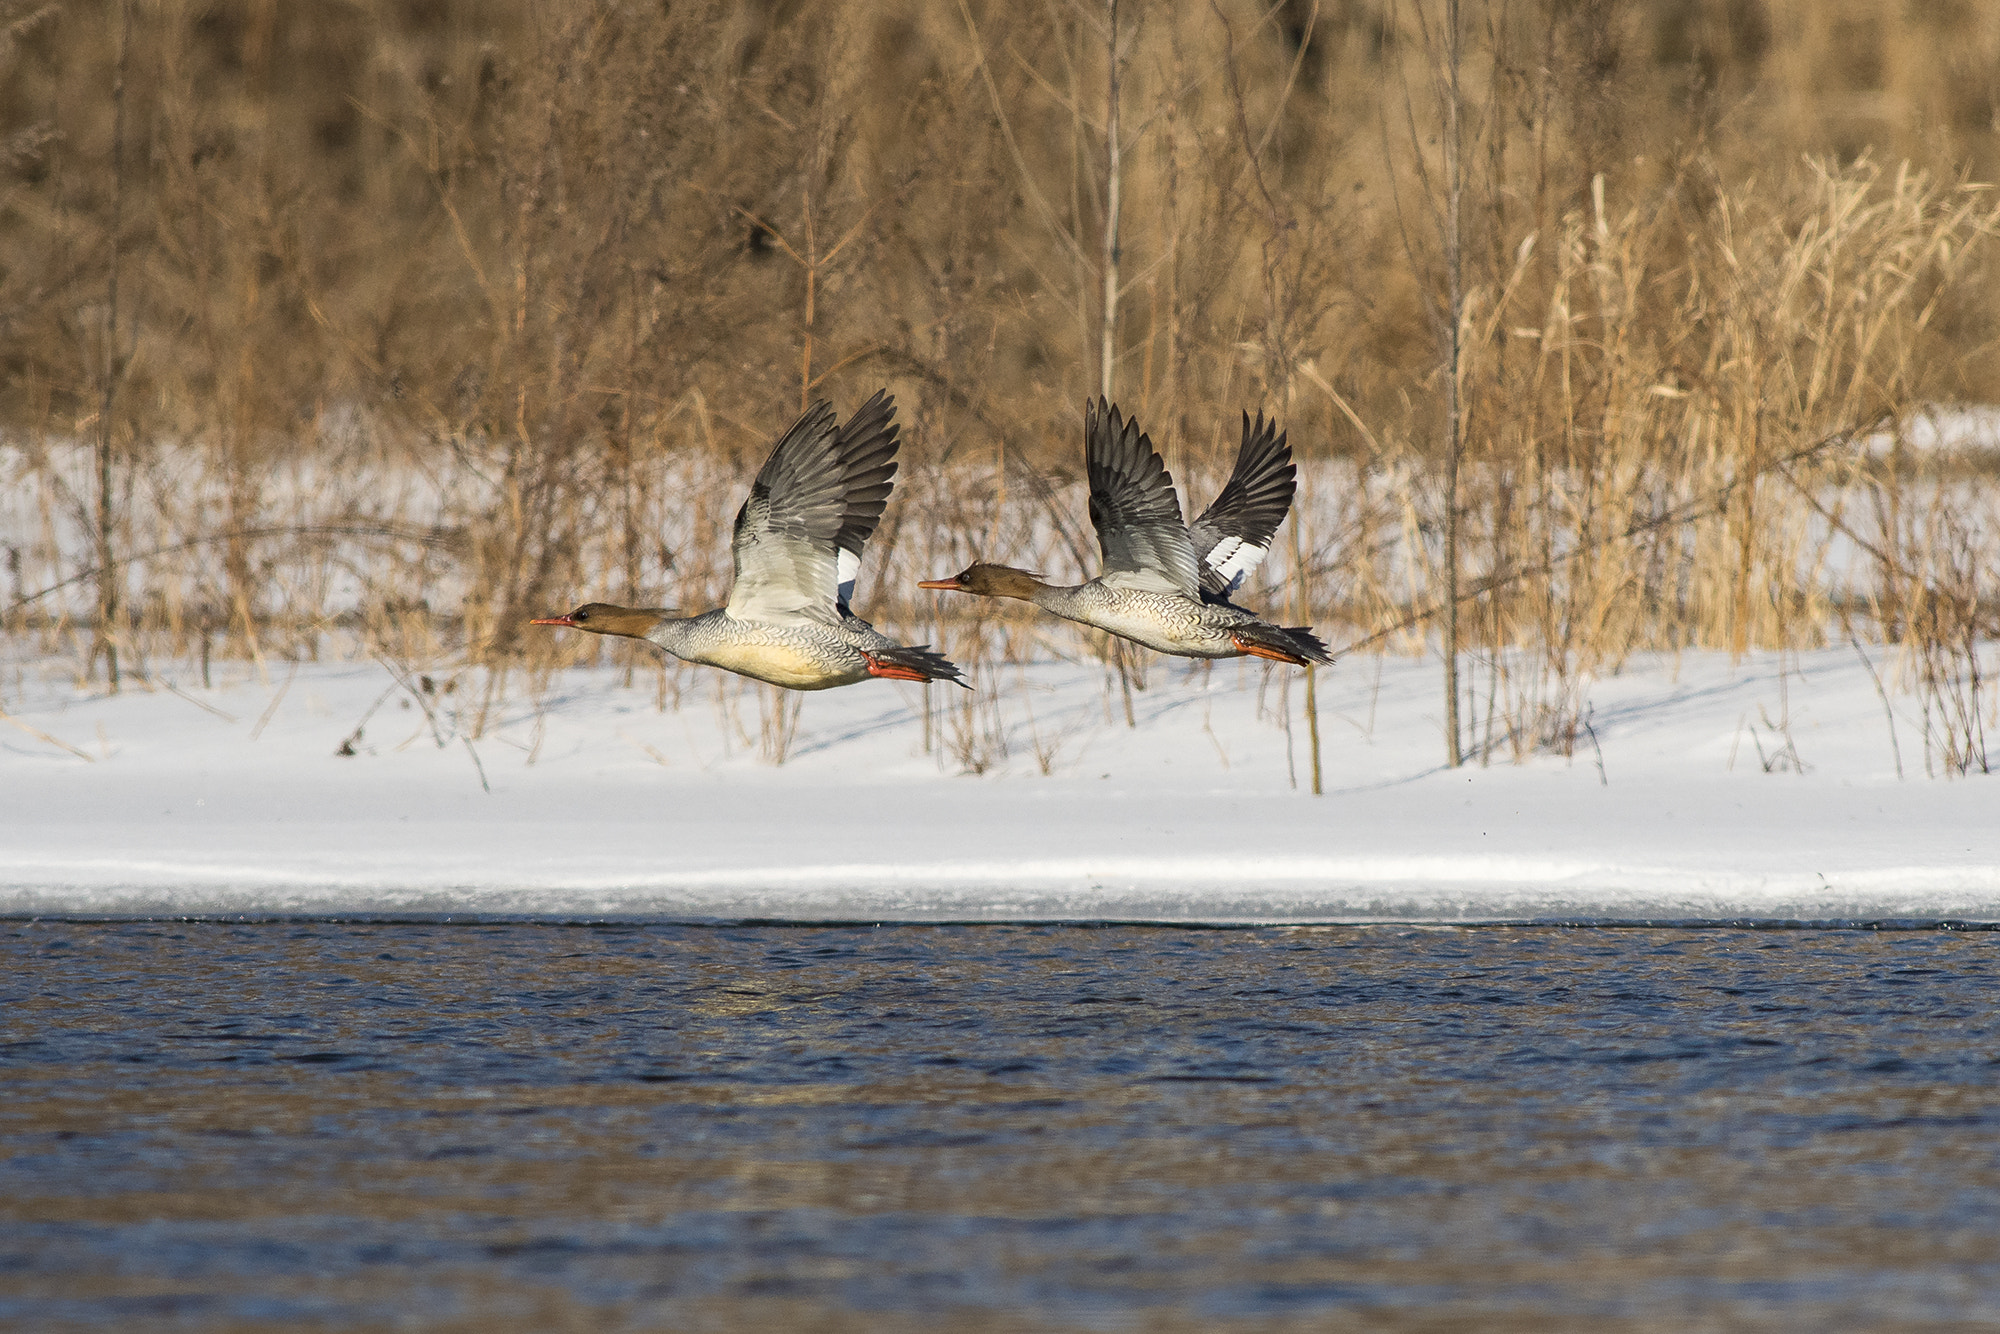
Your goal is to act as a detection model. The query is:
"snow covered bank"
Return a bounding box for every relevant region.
[2,647,1995,923]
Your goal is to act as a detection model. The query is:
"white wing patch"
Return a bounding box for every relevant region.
[1204,536,1269,595]
[1099,566,1190,597]
[836,548,861,608]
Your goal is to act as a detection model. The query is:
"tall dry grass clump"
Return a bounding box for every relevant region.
[1416,160,2000,763]
[1363,0,2000,768]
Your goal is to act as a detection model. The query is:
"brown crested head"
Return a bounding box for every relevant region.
[529,602,669,639]
[917,563,1046,601]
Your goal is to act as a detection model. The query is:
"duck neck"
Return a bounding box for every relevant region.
[641,612,701,658]
[969,568,1068,610]
[1022,581,1086,618]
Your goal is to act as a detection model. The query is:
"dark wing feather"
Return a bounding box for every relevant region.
[1084,398,1200,598]
[726,401,847,624]
[831,390,900,613]
[1186,410,1295,603]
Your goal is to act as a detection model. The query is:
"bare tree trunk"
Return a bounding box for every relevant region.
[620,263,642,688]
[1440,0,1465,769]
[1099,0,1121,401]
[93,0,134,692]
[1100,0,1140,724]
[1291,514,1322,794]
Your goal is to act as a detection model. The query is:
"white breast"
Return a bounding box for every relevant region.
[695,638,858,689]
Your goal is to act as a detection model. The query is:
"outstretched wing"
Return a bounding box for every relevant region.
[726,401,848,625]
[1084,398,1200,598]
[831,390,900,614]
[1186,409,1294,603]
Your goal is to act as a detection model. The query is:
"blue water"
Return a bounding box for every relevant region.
[3,921,1997,1331]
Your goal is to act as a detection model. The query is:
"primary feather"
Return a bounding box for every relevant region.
[726,394,903,626]
[1187,410,1295,604]
[1084,397,1202,599]
[831,390,900,613]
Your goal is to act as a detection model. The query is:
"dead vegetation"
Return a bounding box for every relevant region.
[3,0,1998,773]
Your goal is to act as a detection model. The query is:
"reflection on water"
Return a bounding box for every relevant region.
[3,921,1997,1331]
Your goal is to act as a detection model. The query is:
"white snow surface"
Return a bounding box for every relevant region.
[2,647,1995,923]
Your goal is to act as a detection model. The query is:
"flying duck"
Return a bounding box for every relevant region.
[919,399,1330,666]
[535,391,966,689]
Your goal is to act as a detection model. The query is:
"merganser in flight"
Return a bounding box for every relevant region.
[919,398,1330,666]
[534,391,966,690]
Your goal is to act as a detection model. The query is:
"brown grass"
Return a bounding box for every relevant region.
[2,0,1998,769]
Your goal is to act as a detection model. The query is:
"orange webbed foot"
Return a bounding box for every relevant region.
[863,653,932,683]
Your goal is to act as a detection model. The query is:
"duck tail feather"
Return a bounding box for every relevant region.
[1232,621,1334,666]
[1283,626,1336,665]
[870,644,972,689]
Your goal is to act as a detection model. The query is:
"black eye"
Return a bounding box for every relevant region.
[574,610,590,623]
